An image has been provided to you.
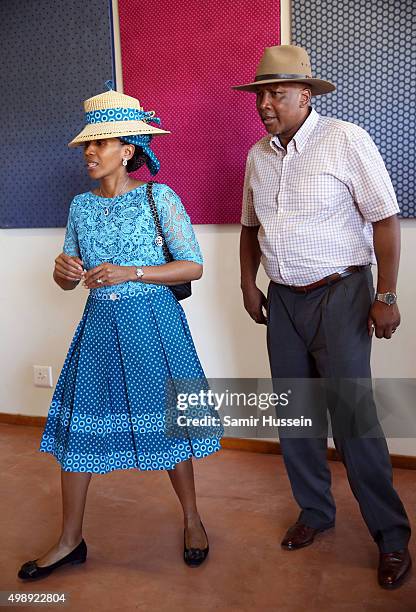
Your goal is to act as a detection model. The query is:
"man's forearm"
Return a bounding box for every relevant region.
[240,225,262,289]
[372,214,400,293]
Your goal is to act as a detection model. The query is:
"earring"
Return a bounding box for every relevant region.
[122,159,128,166]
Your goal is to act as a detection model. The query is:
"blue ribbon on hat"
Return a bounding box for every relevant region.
[85,107,161,125]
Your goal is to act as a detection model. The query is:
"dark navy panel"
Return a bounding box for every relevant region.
[292,0,415,218]
[0,0,114,228]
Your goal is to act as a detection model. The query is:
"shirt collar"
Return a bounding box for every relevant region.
[270,106,319,153]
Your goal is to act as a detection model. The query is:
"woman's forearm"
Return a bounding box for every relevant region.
[127,261,203,285]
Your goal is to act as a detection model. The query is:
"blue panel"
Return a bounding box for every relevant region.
[0,0,114,228]
[292,0,416,218]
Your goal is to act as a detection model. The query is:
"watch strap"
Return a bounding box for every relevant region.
[376,291,397,304]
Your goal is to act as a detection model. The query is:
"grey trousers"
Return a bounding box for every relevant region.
[266,266,410,552]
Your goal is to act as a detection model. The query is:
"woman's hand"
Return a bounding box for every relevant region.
[53,252,84,290]
[83,263,134,289]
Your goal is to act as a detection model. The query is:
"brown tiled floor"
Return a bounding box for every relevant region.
[1,423,415,612]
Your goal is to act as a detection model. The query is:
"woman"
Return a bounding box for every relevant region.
[18,85,223,580]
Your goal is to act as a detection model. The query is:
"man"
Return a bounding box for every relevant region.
[234,45,411,589]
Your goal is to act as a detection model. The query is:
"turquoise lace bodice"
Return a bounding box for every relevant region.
[63,182,203,298]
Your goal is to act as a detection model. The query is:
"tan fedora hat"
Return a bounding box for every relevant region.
[68,88,170,148]
[232,45,335,96]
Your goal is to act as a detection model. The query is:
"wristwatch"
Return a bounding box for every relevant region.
[376,291,397,305]
[135,267,144,280]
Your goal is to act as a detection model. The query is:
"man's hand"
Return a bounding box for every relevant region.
[83,263,134,289]
[242,284,268,325]
[368,300,400,339]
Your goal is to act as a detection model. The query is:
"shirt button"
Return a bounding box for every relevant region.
[110,293,117,301]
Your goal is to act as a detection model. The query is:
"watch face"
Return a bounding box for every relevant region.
[385,293,396,305]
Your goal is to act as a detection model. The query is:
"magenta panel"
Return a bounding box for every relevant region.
[119,0,280,223]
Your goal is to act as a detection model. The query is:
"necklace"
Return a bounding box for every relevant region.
[99,175,130,216]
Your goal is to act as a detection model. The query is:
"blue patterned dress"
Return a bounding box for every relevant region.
[39,183,223,473]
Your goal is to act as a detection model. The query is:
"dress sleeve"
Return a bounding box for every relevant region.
[63,197,80,257]
[345,128,400,222]
[157,185,203,264]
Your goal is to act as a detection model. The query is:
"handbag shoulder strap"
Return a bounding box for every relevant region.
[146,181,172,263]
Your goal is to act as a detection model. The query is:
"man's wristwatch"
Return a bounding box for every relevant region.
[375,291,397,305]
[135,267,144,280]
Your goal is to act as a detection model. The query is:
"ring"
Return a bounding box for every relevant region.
[97,279,103,284]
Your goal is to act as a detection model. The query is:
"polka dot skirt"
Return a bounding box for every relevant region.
[39,287,223,473]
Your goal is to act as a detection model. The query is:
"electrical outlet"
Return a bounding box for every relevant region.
[33,365,53,388]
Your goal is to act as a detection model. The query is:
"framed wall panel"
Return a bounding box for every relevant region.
[119,0,281,224]
[0,0,114,228]
[292,0,416,217]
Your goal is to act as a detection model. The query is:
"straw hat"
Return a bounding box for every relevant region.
[232,45,335,96]
[68,86,170,148]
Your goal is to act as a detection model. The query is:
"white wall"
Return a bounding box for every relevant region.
[1,222,416,455]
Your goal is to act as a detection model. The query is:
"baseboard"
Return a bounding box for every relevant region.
[0,413,46,427]
[1,413,415,470]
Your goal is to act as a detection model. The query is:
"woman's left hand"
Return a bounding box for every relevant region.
[83,263,134,289]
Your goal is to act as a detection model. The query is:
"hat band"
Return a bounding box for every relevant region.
[85,107,157,125]
[254,73,311,81]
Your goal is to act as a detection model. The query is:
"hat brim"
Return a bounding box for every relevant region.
[68,120,170,148]
[232,77,336,96]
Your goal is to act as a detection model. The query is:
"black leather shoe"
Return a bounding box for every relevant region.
[184,522,209,567]
[378,548,412,589]
[18,539,87,581]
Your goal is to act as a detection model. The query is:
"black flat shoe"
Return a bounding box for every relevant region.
[184,521,209,567]
[17,539,87,581]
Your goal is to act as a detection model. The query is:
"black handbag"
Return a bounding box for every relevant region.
[146,181,192,301]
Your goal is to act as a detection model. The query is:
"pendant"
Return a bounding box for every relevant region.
[104,208,109,216]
